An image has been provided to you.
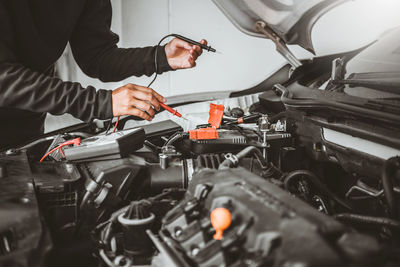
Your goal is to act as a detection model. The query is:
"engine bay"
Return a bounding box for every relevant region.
[1,88,399,267]
[1,0,400,266]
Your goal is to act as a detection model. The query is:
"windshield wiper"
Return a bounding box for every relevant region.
[331,72,400,95]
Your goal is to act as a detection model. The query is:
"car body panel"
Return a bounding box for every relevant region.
[212,0,348,53]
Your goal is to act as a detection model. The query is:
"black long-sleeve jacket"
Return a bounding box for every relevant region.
[0,0,172,148]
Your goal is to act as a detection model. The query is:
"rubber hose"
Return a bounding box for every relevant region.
[165,132,187,146]
[334,213,400,231]
[236,146,263,160]
[219,146,267,170]
[382,157,400,219]
[269,111,288,122]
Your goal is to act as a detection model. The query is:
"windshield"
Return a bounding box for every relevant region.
[340,27,400,99]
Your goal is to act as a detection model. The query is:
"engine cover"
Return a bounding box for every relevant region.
[157,168,381,267]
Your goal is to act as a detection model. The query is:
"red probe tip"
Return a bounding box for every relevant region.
[160,103,182,118]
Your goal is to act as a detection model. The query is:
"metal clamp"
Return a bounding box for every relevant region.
[224,153,239,166]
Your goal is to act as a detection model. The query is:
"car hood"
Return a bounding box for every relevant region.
[212,0,347,54]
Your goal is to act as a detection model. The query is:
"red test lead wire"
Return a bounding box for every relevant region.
[40,138,81,162]
[112,116,120,133]
[160,103,182,118]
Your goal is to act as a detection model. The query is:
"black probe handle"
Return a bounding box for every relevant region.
[172,34,216,53]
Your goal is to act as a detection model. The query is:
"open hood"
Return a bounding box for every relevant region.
[213,0,347,66]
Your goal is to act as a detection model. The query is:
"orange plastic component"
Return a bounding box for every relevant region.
[188,103,224,140]
[208,103,225,128]
[188,127,219,140]
[210,207,232,240]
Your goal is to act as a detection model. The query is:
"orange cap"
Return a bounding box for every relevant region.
[210,207,231,240]
[208,104,224,128]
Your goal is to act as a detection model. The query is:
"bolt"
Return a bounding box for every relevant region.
[191,247,200,256]
[65,164,74,174]
[175,229,182,238]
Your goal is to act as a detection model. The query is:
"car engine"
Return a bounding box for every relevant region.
[1,92,399,267]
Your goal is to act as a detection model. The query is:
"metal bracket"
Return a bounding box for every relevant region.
[254,21,302,69]
[331,58,345,81]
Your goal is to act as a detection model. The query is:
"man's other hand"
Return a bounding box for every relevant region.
[112,84,166,121]
[165,38,207,69]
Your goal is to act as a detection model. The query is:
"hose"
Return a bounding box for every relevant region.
[164,132,188,146]
[269,111,289,123]
[284,170,352,210]
[382,157,400,219]
[144,140,161,152]
[219,146,267,169]
[236,146,265,164]
[99,249,118,267]
[262,163,283,179]
[334,213,400,231]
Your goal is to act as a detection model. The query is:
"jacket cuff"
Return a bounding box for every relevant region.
[96,89,114,120]
[156,45,174,74]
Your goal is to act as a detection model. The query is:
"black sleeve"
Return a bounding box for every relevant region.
[0,2,113,122]
[69,0,173,83]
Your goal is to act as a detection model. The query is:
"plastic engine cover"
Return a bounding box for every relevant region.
[158,168,381,267]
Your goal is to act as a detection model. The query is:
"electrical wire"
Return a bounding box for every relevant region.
[112,116,119,133]
[39,138,81,162]
[40,146,64,162]
[149,34,179,88]
[107,34,175,134]
[105,119,113,134]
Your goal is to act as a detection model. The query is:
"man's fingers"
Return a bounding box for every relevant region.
[148,89,166,104]
[193,44,203,57]
[173,38,193,50]
[127,107,153,121]
[132,85,166,104]
[124,83,137,90]
[190,39,207,59]
[123,83,167,111]
[128,89,159,110]
[131,99,155,117]
[113,84,167,119]
[189,49,199,61]
[127,87,165,111]
[183,56,196,68]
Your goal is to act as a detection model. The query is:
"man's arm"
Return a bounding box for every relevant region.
[0,2,113,122]
[69,0,173,83]
[0,63,113,122]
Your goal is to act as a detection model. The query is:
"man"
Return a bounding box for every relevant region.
[0,0,207,148]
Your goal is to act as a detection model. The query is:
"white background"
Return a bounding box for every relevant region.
[49,0,400,130]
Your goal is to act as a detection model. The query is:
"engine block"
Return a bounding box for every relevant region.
[156,168,381,267]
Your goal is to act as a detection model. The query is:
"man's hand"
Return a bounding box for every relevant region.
[165,38,208,69]
[112,84,166,121]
